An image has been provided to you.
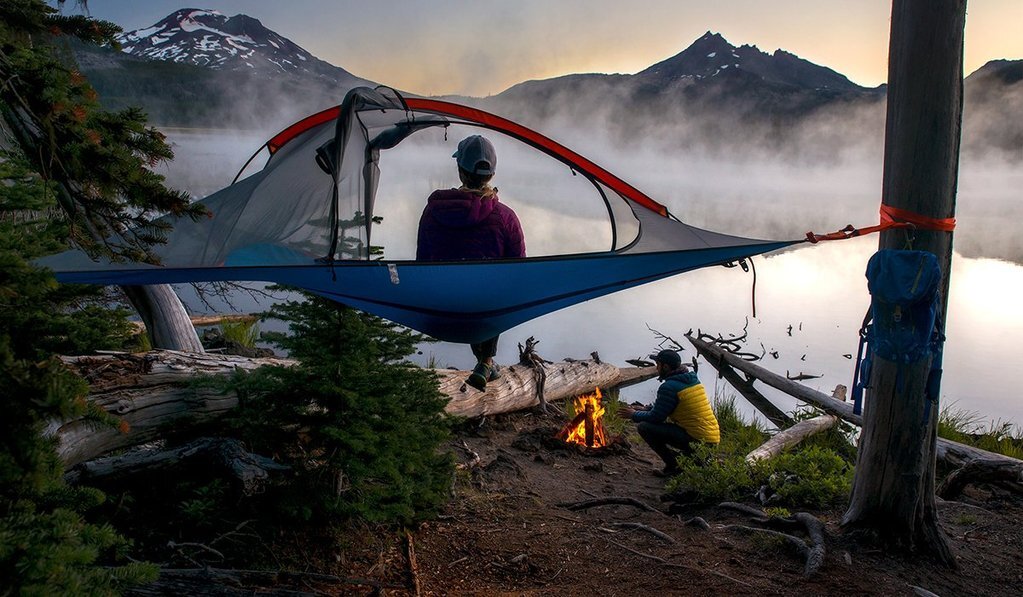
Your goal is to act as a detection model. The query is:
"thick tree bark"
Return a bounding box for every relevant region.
[55,351,657,466]
[122,285,205,353]
[842,0,966,565]
[745,414,839,464]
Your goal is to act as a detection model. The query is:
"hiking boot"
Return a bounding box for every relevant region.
[466,362,491,391]
[488,363,501,382]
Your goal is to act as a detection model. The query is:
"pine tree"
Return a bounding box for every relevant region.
[0,339,159,595]
[0,148,158,594]
[0,0,207,351]
[228,292,454,524]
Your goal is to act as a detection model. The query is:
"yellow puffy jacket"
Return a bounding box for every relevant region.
[634,370,720,444]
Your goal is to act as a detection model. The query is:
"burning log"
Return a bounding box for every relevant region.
[556,388,610,449]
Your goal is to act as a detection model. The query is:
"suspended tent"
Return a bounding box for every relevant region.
[42,86,800,344]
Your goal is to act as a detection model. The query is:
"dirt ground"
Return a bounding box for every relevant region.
[145,406,1021,595]
[325,409,1023,597]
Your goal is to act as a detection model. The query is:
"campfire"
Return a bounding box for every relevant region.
[556,387,610,449]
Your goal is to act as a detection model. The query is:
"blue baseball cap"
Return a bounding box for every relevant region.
[453,135,497,176]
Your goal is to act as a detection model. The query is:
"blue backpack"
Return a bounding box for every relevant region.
[851,249,944,416]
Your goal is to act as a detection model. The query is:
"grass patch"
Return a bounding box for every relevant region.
[939,403,1023,459]
[220,318,260,348]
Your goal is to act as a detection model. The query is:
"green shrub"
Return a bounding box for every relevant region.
[762,446,854,508]
[665,396,853,508]
[0,340,158,595]
[223,291,454,525]
[666,443,758,502]
[713,394,770,457]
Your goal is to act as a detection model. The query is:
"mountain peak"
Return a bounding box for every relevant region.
[636,31,864,91]
[115,9,364,85]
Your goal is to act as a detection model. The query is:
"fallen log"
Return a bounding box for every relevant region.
[55,350,658,467]
[710,358,793,428]
[65,437,290,495]
[936,458,1023,499]
[688,334,1023,468]
[54,350,297,467]
[434,359,657,419]
[745,414,839,464]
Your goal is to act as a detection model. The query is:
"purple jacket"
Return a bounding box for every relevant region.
[416,189,525,261]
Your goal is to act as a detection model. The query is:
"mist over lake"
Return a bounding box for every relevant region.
[161,125,1023,429]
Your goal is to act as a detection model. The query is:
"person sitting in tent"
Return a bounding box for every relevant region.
[617,350,720,476]
[417,134,526,391]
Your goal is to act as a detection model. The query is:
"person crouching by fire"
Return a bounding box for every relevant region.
[617,350,720,476]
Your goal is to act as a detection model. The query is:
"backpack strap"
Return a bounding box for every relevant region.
[851,308,872,416]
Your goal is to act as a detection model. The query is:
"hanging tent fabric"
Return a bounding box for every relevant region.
[41,87,800,344]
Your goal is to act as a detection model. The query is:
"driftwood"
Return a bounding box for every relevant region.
[54,350,297,467]
[688,334,1023,469]
[745,414,839,464]
[405,530,422,597]
[64,437,289,495]
[435,360,657,419]
[936,458,1023,499]
[710,358,792,428]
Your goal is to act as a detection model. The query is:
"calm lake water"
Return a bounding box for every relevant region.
[162,126,1023,429]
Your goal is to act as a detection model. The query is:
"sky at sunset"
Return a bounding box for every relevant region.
[67,1,1023,97]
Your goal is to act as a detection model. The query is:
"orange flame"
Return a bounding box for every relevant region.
[557,387,609,448]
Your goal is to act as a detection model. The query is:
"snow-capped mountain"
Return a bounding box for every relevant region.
[635,31,865,91]
[116,8,366,85]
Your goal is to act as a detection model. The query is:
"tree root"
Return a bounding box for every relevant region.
[717,502,826,577]
[606,522,676,543]
[557,496,664,515]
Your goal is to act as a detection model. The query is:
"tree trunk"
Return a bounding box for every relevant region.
[54,351,657,466]
[121,285,205,353]
[842,0,966,565]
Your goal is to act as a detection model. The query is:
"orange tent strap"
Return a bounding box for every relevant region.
[879,204,956,231]
[805,204,956,244]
